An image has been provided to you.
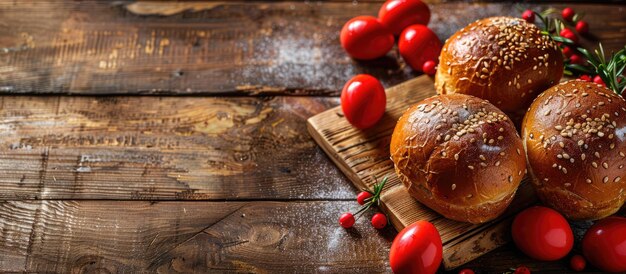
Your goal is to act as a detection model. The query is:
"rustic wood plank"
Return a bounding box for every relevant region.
[0,95,356,200]
[307,75,539,269]
[0,200,395,273]
[1,1,624,95]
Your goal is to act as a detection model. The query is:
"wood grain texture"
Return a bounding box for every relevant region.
[1,200,614,273]
[0,200,395,273]
[0,95,356,200]
[1,1,625,95]
[307,75,538,269]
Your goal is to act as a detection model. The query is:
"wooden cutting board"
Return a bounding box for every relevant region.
[307,75,537,270]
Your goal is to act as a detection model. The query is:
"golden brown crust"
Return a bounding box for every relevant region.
[435,16,563,124]
[522,80,626,220]
[390,93,527,223]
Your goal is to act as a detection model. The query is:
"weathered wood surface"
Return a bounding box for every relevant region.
[1,1,625,95]
[307,75,538,269]
[0,95,357,200]
[0,200,395,273]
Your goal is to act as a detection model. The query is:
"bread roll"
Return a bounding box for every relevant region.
[390,93,527,223]
[523,80,626,220]
[435,16,563,124]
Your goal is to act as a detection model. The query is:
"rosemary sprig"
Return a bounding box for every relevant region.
[353,176,387,219]
[533,10,574,45]
[573,44,626,95]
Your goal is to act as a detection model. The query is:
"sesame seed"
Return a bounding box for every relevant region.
[508,176,513,183]
[479,155,486,161]
[480,162,487,167]
[586,178,592,184]
[592,162,598,168]
[604,176,609,183]
[603,162,609,169]
[598,132,605,137]
[468,165,474,170]
[581,154,586,160]
[516,148,521,155]
[616,177,622,182]
[559,142,565,148]
[495,161,501,166]
[562,167,568,174]
[451,184,457,190]
[454,153,459,160]
[563,153,570,159]
[442,151,447,157]
[564,183,571,187]
[595,152,600,158]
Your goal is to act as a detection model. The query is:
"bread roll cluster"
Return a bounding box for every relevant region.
[391,16,624,223]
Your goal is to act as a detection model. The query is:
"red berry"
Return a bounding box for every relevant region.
[339,212,355,228]
[560,28,578,44]
[422,60,437,76]
[579,74,592,82]
[371,213,387,229]
[458,268,475,274]
[340,16,394,60]
[562,46,573,58]
[522,10,535,23]
[514,265,531,274]
[576,21,589,34]
[562,7,575,22]
[570,255,586,271]
[593,75,605,86]
[357,191,373,205]
[569,54,582,64]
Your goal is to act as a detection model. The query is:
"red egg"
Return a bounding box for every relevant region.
[511,206,573,261]
[378,0,430,35]
[340,74,386,129]
[390,220,442,274]
[398,24,442,72]
[582,217,626,272]
[340,16,394,60]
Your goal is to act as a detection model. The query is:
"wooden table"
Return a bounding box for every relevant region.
[0,1,624,273]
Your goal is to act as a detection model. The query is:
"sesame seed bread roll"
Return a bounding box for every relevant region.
[435,17,563,125]
[523,80,626,220]
[390,94,527,223]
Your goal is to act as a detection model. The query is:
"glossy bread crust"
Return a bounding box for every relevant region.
[523,80,626,220]
[390,94,527,223]
[435,16,563,124]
